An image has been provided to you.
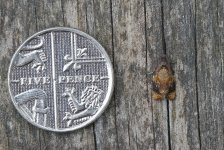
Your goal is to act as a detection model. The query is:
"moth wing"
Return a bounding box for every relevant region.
[167,77,176,100]
[167,91,176,100]
[168,77,176,92]
[152,91,163,101]
[152,79,160,93]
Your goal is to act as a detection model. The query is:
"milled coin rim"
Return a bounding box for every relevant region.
[8,27,114,132]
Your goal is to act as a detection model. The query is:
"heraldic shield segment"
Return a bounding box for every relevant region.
[8,27,114,132]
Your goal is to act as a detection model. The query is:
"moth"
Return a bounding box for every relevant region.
[151,57,176,101]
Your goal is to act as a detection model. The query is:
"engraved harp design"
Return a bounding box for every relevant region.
[14,89,50,127]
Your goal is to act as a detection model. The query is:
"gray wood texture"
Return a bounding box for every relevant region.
[0,0,223,149]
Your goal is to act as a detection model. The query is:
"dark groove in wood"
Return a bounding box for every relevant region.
[85,1,89,33]
[127,107,131,149]
[34,0,38,31]
[161,0,171,149]
[144,0,156,150]
[93,124,98,150]
[110,0,119,149]
[194,0,202,149]
[61,0,65,26]
[160,0,167,55]
[166,100,171,150]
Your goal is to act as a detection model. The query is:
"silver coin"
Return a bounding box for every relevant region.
[8,27,114,132]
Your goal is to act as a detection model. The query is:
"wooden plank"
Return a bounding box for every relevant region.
[62,0,87,31]
[145,0,170,149]
[83,0,118,149]
[0,0,224,149]
[196,0,224,149]
[0,0,42,150]
[162,0,201,149]
[35,0,64,30]
[112,0,154,149]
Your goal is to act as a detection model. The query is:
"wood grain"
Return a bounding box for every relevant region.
[0,1,40,150]
[0,0,223,149]
[196,0,224,149]
[162,0,200,149]
[112,0,154,149]
[145,0,169,149]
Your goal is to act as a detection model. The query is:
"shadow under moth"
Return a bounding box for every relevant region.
[151,57,176,101]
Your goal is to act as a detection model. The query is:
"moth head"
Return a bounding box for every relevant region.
[157,65,170,81]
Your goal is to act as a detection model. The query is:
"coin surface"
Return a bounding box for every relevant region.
[8,27,114,132]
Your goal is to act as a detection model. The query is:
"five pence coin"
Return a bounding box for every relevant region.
[8,27,114,132]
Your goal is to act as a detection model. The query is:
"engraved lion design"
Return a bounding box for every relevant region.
[62,85,103,127]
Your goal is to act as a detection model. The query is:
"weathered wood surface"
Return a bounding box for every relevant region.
[0,0,223,149]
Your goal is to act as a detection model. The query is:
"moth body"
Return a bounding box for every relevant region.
[152,57,176,101]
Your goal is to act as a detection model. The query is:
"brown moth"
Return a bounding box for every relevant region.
[151,57,176,100]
